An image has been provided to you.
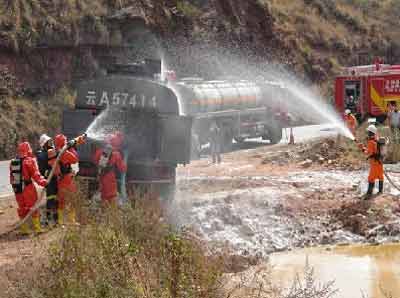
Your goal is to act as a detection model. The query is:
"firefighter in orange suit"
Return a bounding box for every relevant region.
[344,109,357,136]
[10,142,47,234]
[358,125,384,197]
[53,134,79,224]
[93,132,127,206]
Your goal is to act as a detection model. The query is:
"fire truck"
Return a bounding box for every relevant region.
[335,62,400,122]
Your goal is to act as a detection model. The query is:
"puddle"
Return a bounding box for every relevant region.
[271,244,400,298]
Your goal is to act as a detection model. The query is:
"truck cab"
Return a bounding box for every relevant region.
[62,59,192,200]
[335,63,400,123]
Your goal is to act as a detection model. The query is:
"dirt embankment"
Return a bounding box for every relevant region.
[1,0,400,156]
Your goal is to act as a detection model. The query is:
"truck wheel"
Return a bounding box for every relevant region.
[191,134,201,160]
[266,120,282,145]
[159,183,176,202]
[222,128,233,152]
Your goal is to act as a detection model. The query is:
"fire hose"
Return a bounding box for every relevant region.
[0,134,87,237]
[354,137,400,193]
[384,170,400,192]
[118,149,128,205]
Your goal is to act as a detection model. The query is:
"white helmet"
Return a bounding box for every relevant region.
[345,109,351,115]
[39,134,52,148]
[367,125,377,134]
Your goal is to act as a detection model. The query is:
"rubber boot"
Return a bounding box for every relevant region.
[378,180,384,194]
[57,209,64,225]
[32,217,44,234]
[19,222,31,236]
[67,209,78,225]
[365,182,375,199]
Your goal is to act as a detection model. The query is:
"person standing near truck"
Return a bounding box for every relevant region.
[343,109,358,136]
[209,121,222,164]
[93,132,127,207]
[357,125,385,198]
[388,101,400,140]
[53,134,79,225]
[36,134,59,226]
[10,142,47,234]
[387,101,400,162]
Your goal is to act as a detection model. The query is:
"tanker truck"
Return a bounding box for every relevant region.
[63,60,192,199]
[62,59,293,199]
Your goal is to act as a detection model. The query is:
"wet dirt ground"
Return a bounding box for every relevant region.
[0,198,56,297]
[176,139,400,259]
[1,136,400,297]
[174,138,400,297]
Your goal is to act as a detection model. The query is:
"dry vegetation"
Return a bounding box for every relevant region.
[262,0,400,92]
[0,87,75,159]
[3,191,339,298]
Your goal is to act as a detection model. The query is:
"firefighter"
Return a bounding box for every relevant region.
[346,95,356,113]
[388,101,400,140]
[10,142,47,234]
[209,120,222,164]
[36,134,58,226]
[53,134,79,224]
[93,132,127,207]
[358,125,385,197]
[344,109,357,136]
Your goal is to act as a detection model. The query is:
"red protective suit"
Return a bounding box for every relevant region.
[359,137,384,183]
[344,114,357,135]
[54,134,79,209]
[10,142,47,219]
[366,138,384,183]
[93,133,127,203]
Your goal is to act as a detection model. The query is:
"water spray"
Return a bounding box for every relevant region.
[284,84,355,141]
[85,108,111,141]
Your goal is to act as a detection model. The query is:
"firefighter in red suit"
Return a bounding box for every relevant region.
[10,142,47,234]
[93,132,127,206]
[53,134,79,224]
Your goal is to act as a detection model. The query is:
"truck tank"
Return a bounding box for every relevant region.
[174,80,287,115]
[172,79,289,152]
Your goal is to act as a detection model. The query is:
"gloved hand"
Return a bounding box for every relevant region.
[38,180,48,188]
[67,139,76,149]
[67,134,87,149]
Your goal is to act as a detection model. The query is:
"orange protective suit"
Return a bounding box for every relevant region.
[54,134,79,210]
[93,132,127,203]
[344,114,357,135]
[363,138,384,183]
[10,142,47,219]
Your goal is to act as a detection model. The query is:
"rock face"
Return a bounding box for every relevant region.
[1,0,400,157]
[1,0,400,95]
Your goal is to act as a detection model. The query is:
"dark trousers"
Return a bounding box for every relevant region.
[210,141,221,163]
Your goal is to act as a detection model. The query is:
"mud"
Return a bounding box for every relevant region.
[175,139,400,264]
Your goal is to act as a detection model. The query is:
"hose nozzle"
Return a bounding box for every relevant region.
[75,133,87,145]
[67,133,87,148]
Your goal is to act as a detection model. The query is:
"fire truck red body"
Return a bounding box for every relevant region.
[335,62,400,122]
